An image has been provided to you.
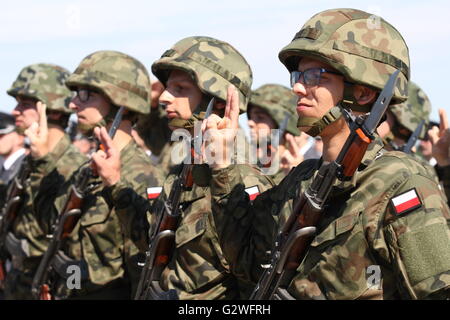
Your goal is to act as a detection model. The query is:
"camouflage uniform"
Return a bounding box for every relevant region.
[208,9,450,299]
[248,84,300,184]
[389,82,450,202]
[33,51,165,299]
[2,64,84,300]
[122,36,277,300]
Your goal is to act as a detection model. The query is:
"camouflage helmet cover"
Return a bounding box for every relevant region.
[390,81,431,139]
[152,36,253,114]
[66,50,151,114]
[279,8,410,104]
[249,84,300,136]
[7,63,73,113]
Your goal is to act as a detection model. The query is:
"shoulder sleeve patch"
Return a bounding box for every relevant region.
[147,186,162,200]
[245,185,260,201]
[390,188,422,216]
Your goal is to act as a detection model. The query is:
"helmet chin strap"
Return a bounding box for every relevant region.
[297,83,371,137]
[167,94,212,130]
[382,131,402,151]
[77,105,118,137]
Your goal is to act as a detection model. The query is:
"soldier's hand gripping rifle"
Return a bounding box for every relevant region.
[31,106,125,300]
[250,70,400,300]
[134,98,215,300]
[0,159,31,285]
[401,119,425,154]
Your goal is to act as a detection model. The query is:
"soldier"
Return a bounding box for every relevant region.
[98,36,275,299]
[377,82,450,203]
[378,81,431,153]
[428,108,450,207]
[247,84,303,183]
[1,63,86,299]
[0,112,26,208]
[31,51,165,299]
[135,79,173,174]
[203,8,450,299]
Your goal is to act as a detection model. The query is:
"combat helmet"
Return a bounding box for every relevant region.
[249,84,300,136]
[152,36,253,127]
[278,8,410,136]
[7,63,73,114]
[390,81,431,140]
[66,50,151,115]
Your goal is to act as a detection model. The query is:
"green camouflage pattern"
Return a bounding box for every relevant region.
[34,140,164,298]
[3,134,86,299]
[153,164,274,299]
[66,51,152,115]
[279,8,410,104]
[135,104,172,158]
[209,137,450,299]
[152,36,253,114]
[390,81,432,139]
[249,84,300,136]
[7,63,73,113]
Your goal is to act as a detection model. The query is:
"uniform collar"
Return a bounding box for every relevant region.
[3,148,26,170]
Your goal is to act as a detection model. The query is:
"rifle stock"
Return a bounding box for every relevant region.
[134,162,193,300]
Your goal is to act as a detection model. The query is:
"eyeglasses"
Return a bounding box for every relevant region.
[75,88,98,103]
[290,68,342,88]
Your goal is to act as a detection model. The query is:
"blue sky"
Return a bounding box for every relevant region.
[1,0,449,123]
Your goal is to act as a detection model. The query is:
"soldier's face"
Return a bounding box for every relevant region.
[69,87,111,127]
[12,96,39,130]
[293,58,344,132]
[159,70,203,124]
[247,105,277,140]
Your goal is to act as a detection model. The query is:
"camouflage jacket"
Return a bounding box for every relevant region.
[37,140,164,298]
[210,137,450,299]
[7,135,85,262]
[120,163,275,299]
[2,135,85,299]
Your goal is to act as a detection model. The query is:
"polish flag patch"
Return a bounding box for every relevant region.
[390,188,422,216]
[245,186,260,201]
[147,187,162,200]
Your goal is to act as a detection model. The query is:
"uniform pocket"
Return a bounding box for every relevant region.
[310,211,360,247]
[297,211,375,300]
[175,213,207,247]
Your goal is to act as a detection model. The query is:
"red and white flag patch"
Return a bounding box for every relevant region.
[147,187,162,200]
[390,188,422,215]
[245,186,260,201]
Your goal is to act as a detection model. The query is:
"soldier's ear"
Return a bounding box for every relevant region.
[353,85,377,106]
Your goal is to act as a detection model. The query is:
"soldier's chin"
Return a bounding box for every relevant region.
[77,122,96,137]
[15,126,27,135]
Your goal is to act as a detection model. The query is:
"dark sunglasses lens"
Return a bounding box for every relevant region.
[77,89,89,102]
[304,69,321,86]
[290,71,301,88]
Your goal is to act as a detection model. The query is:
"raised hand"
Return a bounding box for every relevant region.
[202,86,240,169]
[280,133,308,174]
[428,108,450,167]
[91,127,121,186]
[25,101,49,158]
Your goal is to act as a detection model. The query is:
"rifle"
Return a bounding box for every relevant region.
[0,159,31,285]
[250,70,400,300]
[31,106,125,300]
[401,119,425,154]
[134,98,214,300]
